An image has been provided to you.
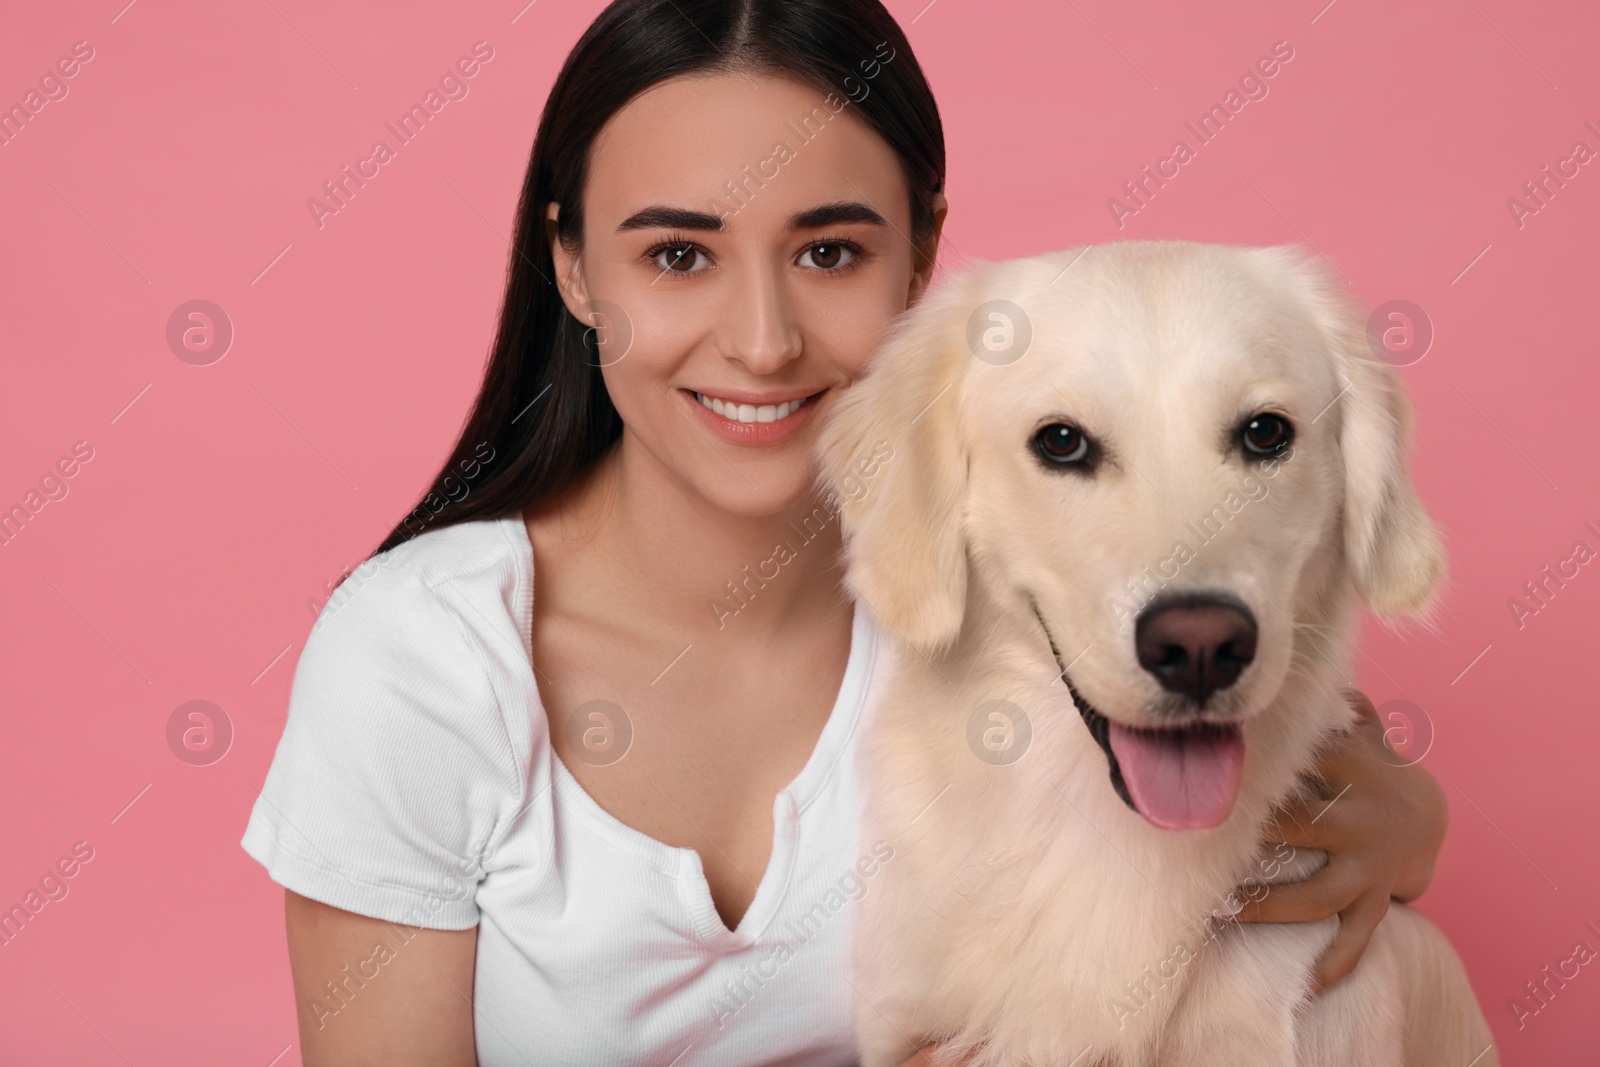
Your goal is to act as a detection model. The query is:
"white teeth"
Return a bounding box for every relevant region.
[695,392,810,423]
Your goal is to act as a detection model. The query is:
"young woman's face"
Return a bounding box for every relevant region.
[549,70,944,518]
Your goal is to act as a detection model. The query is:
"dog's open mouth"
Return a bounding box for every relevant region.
[1033,603,1246,831]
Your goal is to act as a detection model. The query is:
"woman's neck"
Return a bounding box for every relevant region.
[526,435,850,645]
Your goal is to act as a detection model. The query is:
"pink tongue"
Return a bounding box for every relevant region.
[1107,722,1245,830]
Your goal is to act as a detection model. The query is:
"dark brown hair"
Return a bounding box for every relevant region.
[366,0,946,562]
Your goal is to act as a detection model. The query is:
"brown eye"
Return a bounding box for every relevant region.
[1034,423,1090,466]
[1241,413,1292,456]
[651,244,706,273]
[810,243,842,269]
[798,242,857,270]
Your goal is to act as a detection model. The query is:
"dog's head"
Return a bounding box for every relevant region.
[816,241,1444,830]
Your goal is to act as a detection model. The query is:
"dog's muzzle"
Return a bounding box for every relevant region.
[1032,599,1248,830]
[1031,600,1136,812]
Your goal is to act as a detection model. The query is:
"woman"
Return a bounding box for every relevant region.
[241,1,1449,1063]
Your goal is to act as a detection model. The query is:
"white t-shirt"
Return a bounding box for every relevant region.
[241,514,896,1066]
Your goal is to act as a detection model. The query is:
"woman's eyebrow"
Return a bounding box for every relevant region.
[616,206,723,232]
[788,202,886,230]
[613,201,887,233]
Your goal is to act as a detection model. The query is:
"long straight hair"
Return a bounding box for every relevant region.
[365,0,946,564]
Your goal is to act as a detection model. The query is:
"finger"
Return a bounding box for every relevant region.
[1346,694,1408,771]
[1343,687,1379,725]
[1310,890,1391,993]
[1313,694,1388,788]
[1230,866,1360,924]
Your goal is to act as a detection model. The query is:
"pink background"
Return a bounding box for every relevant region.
[2,0,1596,1062]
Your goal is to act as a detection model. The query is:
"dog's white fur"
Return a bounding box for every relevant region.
[816,242,1495,1066]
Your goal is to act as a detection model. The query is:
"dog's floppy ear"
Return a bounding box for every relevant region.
[1270,247,1445,617]
[814,266,982,656]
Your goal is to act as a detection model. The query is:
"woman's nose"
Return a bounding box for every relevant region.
[713,263,803,375]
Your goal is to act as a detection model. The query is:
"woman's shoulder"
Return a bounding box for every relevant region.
[313,513,530,638]
[245,513,539,927]
[292,513,536,749]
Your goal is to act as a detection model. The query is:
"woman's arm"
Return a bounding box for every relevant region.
[1232,689,1450,991]
[285,890,479,1066]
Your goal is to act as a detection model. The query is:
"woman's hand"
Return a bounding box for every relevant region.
[1232,689,1448,993]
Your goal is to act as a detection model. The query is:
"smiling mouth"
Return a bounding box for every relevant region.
[1031,601,1246,831]
[692,390,824,424]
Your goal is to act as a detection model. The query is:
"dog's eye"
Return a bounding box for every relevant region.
[1241,413,1293,456]
[1034,423,1090,466]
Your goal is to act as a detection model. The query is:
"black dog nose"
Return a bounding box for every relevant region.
[1135,597,1258,704]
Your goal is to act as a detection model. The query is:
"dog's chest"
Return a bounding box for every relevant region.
[1132,841,1338,1065]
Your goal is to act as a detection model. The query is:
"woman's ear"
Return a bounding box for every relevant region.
[815,263,980,656]
[907,191,949,308]
[1271,247,1445,618]
[546,201,589,320]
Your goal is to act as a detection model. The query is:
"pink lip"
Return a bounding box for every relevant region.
[682,388,825,447]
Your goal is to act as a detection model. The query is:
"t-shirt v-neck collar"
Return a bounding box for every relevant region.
[504,513,877,950]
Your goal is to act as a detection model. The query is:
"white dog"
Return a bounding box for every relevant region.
[816,242,1495,1066]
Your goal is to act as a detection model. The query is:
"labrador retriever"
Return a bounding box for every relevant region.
[816,241,1496,1066]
